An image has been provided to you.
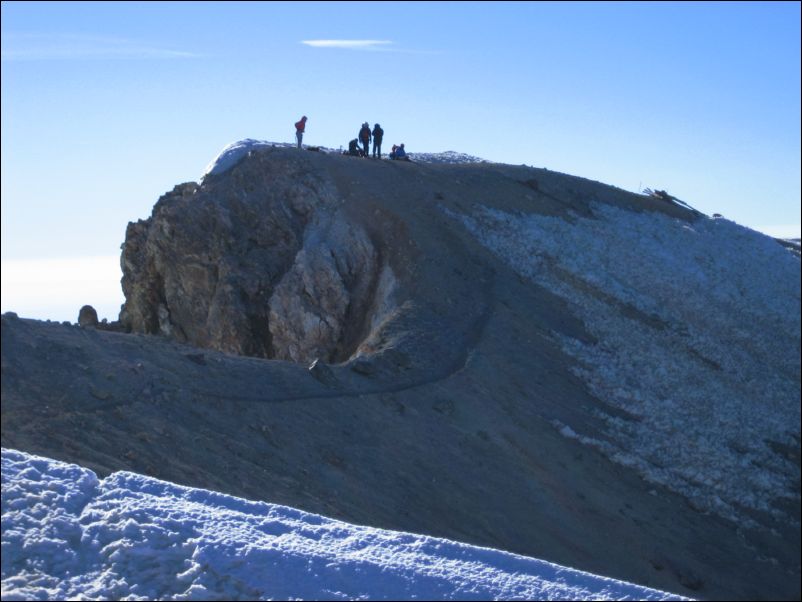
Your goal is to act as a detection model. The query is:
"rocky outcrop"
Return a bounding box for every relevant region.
[119,149,397,364]
[267,215,387,362]
[77,305,98,328]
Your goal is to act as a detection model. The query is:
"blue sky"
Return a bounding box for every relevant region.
[2,1,800,322]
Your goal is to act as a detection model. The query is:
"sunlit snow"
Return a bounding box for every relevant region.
[450,203,801,526]
[2,448,686,601]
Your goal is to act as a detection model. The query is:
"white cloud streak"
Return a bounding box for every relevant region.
[1,32,200,61]
[301,39,394,50]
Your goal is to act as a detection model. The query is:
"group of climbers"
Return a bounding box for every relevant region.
[347,122,384,158]
[295,116,410,161]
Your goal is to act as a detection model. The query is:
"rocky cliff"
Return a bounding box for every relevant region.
[120,153,389,363]
[2,144,799,600]
[118,147,490,377]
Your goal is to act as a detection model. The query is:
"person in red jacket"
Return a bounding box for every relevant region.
[295,116,307,149]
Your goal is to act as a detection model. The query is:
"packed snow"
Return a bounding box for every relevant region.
[202,138,283,177]
[449,203,801,526]
[406,150,487,164]
[202,139,485,178]
[1,448,687,601]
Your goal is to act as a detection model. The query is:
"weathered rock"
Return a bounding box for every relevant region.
[118,149,396,363]
[267,215,379,362]
[78,305,99,328]
[350,357,377,376]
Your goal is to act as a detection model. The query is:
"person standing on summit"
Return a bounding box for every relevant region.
[295,116,307,149]
[359,122,371,157]
[372,123,384,159]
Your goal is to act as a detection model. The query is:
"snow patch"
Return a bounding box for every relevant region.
[449,203,801,526]
[408,150,488,164]
[2,448,687,600]
[202,138,291,178]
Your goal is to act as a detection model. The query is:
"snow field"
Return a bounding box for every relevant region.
[1,449,686,600]
[452,203,800,526]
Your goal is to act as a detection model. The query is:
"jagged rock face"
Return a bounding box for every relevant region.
[267,216,378,362]
[119,150,393,363]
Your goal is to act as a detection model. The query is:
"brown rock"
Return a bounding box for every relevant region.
[118,150,395,363]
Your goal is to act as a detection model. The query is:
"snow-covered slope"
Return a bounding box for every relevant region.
[449,203,800,526]
[1,448,686,601]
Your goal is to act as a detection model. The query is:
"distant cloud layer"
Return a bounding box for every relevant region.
[0,255,123,323]
[1,32,199,60]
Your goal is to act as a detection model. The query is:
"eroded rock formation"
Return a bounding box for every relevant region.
[119,149,398,364]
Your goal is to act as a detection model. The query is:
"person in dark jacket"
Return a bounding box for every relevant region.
[372,123,384,159]
[347,138,364,157]
[358,122,371,157]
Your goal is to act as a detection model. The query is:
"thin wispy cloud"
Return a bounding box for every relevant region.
[1,32,200,61]
[301,39,438,55]
[301,39,394,51]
